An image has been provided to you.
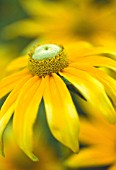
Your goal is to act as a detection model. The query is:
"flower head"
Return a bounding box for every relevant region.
[0,41,116,161]
[65,104,116,170]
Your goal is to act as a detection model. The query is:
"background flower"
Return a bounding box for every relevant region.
[65,97,116,170]
[2,0,116,49]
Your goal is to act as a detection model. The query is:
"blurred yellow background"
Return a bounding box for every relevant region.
[0,1,116,170]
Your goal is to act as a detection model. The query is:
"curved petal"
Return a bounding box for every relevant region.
[80,47,116,58]
[2,19,43,39]
[0,75,31,156]
[43,74,80,152]
[76,96,116,140]
[60,67,116,123]
[65,41,93,61]
[13,76,44,161]
[79,117,114,145]
[78,66,116,108]
[67,44,116,62]
[65,146,116,168]
[0,75,32,119]
[70,56,116,71]
[0,106,14,156]
[6,56,28,71]
[0,68,29,99]
[20,0,70,19]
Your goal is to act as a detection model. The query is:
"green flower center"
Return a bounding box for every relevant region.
[28,44,69,77]
[32,44,62,60]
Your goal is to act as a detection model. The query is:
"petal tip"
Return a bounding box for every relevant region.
[0,145,5,157]
[27,152,39,162]
[0,136,5,157]
[105,110,116,124]
[31,155,39,162]
[71,142,79,153]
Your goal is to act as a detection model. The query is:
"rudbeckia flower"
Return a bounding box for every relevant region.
[0,41,116,161]
[2,0,116,47]
[65,105,116,170]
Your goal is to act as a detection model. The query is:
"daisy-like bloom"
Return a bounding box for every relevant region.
[2,0,116,47]
[65,100,116,170]
[0,41,116,161]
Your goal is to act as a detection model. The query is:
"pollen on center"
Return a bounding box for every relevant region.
[28,44,69,77]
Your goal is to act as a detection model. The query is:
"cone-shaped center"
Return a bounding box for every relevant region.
[28,44,69,77]
[32,44,62,60]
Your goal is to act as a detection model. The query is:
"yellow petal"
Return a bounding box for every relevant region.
[70,56,116,71]
[65,41,93,61]
[6,56,28,71]
[13,76,44,161]
[60,67,116,123]
[0,68,29,99]
[66,43,116,62]
[76,94,116,141]
[2,19,43,39]
[81,46,116,58]
[65,147,115,168]
[20,0,70,19]
[78,66,116,108]
[79,117,114,145]
[43,74,80,152]
[0,75,31,156]
[0,105,15,156]
[0,74,32,118]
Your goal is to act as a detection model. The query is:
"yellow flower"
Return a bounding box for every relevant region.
[2,0,116,47]
[65,102,116,170]
[0,41,116,161]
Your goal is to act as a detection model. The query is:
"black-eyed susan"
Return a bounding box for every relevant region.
[0,41,116,161]
[65,104,116,170]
